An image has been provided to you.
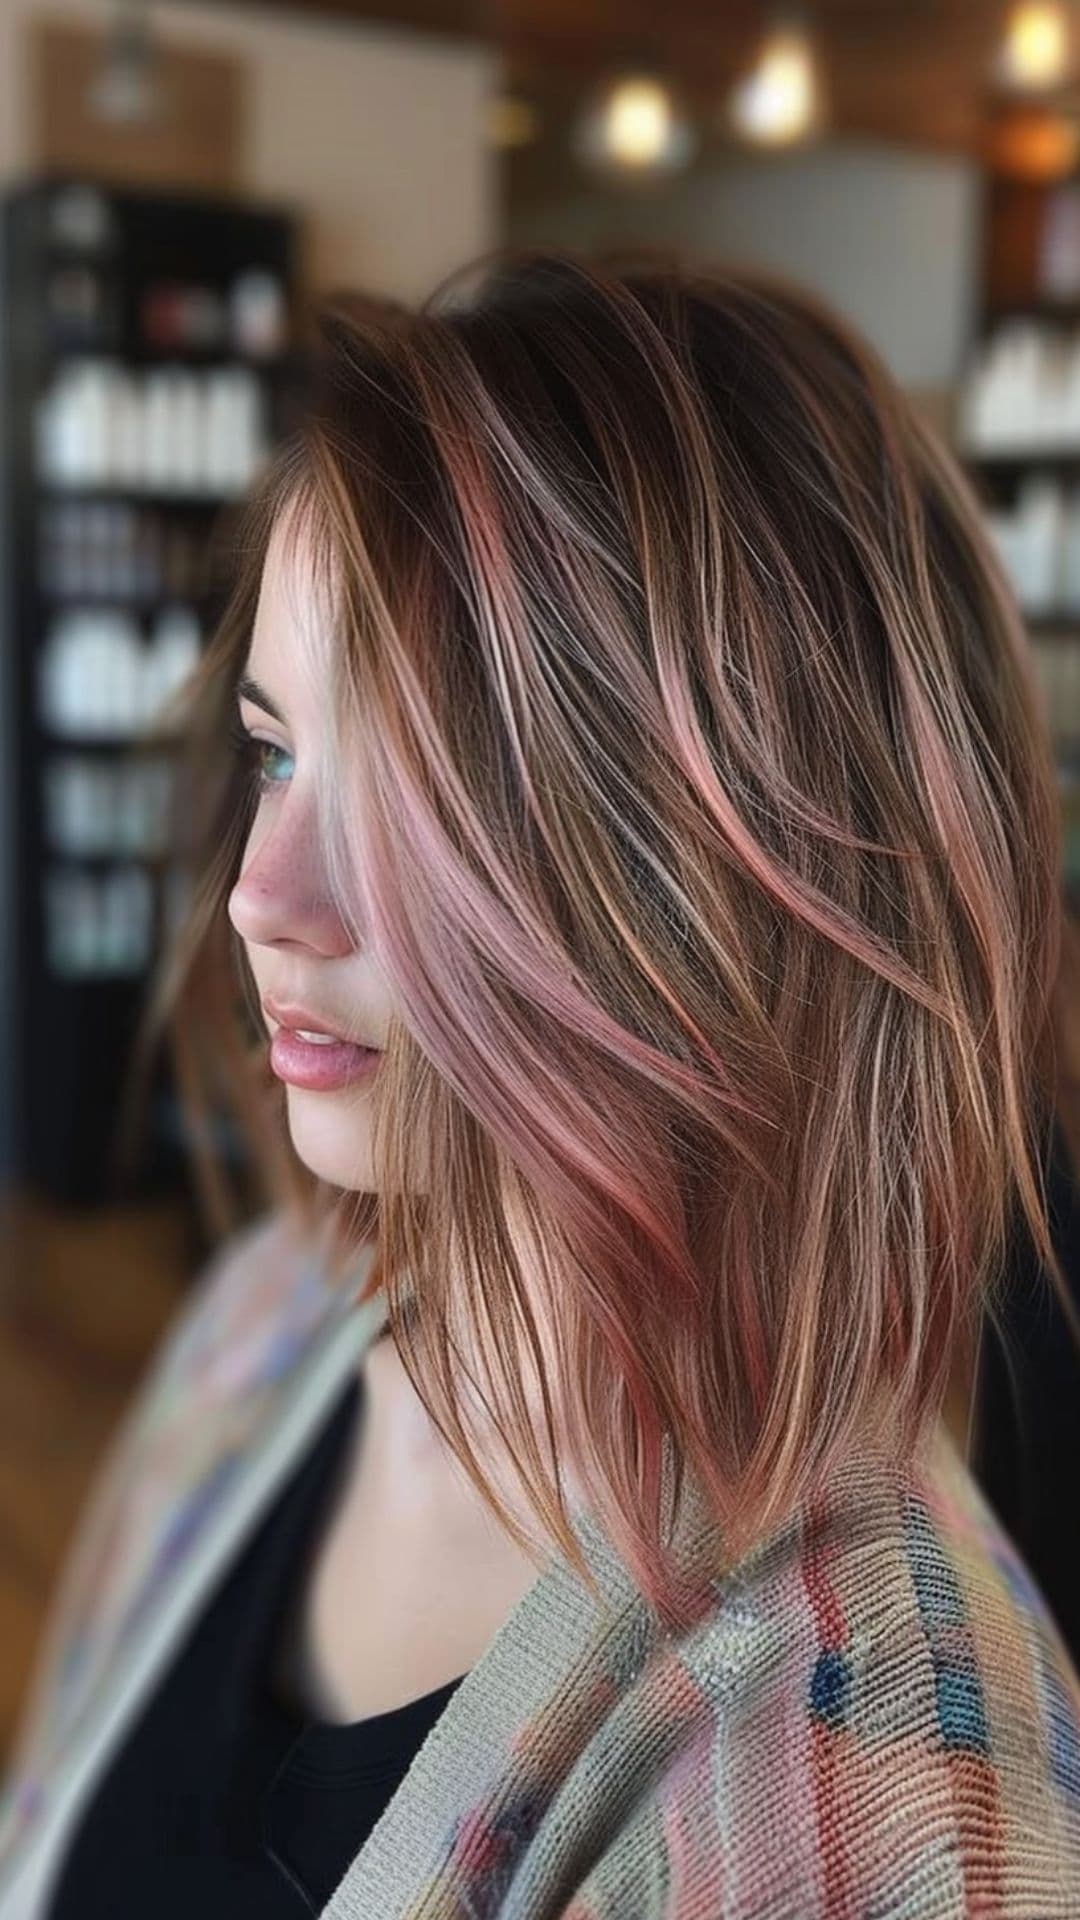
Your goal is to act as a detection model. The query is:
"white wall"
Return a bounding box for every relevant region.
[510,139,981,392]
[0,0,500,299]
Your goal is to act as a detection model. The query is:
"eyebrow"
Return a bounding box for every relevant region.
[236,674,287,725]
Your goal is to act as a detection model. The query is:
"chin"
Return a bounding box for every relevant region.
[282,1085,377,1191]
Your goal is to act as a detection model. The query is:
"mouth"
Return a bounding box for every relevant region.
[267,1023,383,1092]
[261,1000,383,1091]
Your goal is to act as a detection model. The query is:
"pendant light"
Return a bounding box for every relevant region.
[573,66,697,178]
[726,7,827,148]
[996,3,1074,91]
[88,0,160,125]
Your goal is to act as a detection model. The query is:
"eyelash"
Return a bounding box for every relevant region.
[228,715,291,798]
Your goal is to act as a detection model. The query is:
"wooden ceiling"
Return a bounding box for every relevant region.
[235,0,1079,159]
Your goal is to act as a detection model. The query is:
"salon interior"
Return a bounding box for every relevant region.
[2,0,1080,1765]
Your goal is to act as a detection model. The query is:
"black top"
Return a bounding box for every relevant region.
[973,1109,1080,1671]
[47,1370,467,1918]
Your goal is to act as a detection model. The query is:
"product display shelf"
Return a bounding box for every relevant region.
[0,173,300,1207]
[956,158,1080,907]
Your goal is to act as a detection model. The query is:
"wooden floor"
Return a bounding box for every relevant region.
[0,1186,980,1770]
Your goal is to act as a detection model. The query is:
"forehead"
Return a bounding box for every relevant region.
[246,494,337,710]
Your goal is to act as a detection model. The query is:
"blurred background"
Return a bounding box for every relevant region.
[4,0,1080,1763]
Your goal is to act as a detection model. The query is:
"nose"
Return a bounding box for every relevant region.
[227,787,354,958]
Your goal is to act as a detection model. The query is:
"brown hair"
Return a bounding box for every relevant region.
[123,245,1080,1630]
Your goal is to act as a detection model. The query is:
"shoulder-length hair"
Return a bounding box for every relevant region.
[126,245,1080,1631]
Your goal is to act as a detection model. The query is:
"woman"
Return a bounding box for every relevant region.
[2,246,1079,1917]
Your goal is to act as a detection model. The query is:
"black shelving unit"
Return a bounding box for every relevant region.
[0,174,301,1207]
[956,132,1080,1669]
[955,157,1080,914]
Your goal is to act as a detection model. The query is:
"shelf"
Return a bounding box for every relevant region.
[42,845,171,863]
[984,300,1080,327]
[36,343,299,373]
[37,589,214,610]
[2,176,298,1203]
[1025,614,1080,633]
[37,235,122,267]
[37,485,244,510]
[37,727,184,752]
[963,446,1080,469]
[34,959,155,990]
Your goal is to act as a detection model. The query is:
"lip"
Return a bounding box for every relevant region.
[269,1026,383,1092]
[262,996,378,1049]
[261,995,384,1092]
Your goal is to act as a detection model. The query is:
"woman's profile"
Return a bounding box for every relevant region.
[2,246,1080,1917]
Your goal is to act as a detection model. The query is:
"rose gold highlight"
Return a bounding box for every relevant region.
[127,247,1080,1632]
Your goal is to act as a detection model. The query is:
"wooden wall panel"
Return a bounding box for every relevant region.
[30,18,245,196]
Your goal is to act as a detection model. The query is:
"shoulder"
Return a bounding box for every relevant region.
[563,1423,1080,1917]
[160,1205,329,1365]
[128,1203,355,1431]
[77,1200,349,1566]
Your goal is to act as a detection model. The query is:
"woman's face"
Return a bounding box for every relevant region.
[227,513,395,1192]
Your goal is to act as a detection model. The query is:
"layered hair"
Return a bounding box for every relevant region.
[126,246,1080,1630]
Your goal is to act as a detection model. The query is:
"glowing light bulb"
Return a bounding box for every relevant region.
[729,26,821,145]
[606,78,673,167]
[574,71,696,176]
[999,3,1071,90]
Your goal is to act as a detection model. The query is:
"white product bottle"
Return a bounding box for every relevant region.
[123,616,145,733]
[82,614,115,735]
[59,502,86,596]
[78,361,115,485]
[110,505,136,596]
[108,865,152,971]
[35,369,86,485]
[64,759,105,853]
[42,760,71,853]
[72,611,136,736]
[99,871,121,970]
[101,870,128,970]
[170,370,204,492]
[203,370,236,494]
[1059,331,1080,447]
[230,269,287,358]
[1060,486,1080,614]
[38,617,77,733]
[1017,476,1065,612]
[73,872,100,973]
[108,372,144,489]
[142,369,177,491]
[959,337,1001,451]
[94,761,115,852]
[138,759,173,854]
[220,369,265,493]
[85,503,113,596]
[115,763,137,852]
[144,606,201,725]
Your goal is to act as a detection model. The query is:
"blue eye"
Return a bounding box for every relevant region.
[228,715,294,797]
